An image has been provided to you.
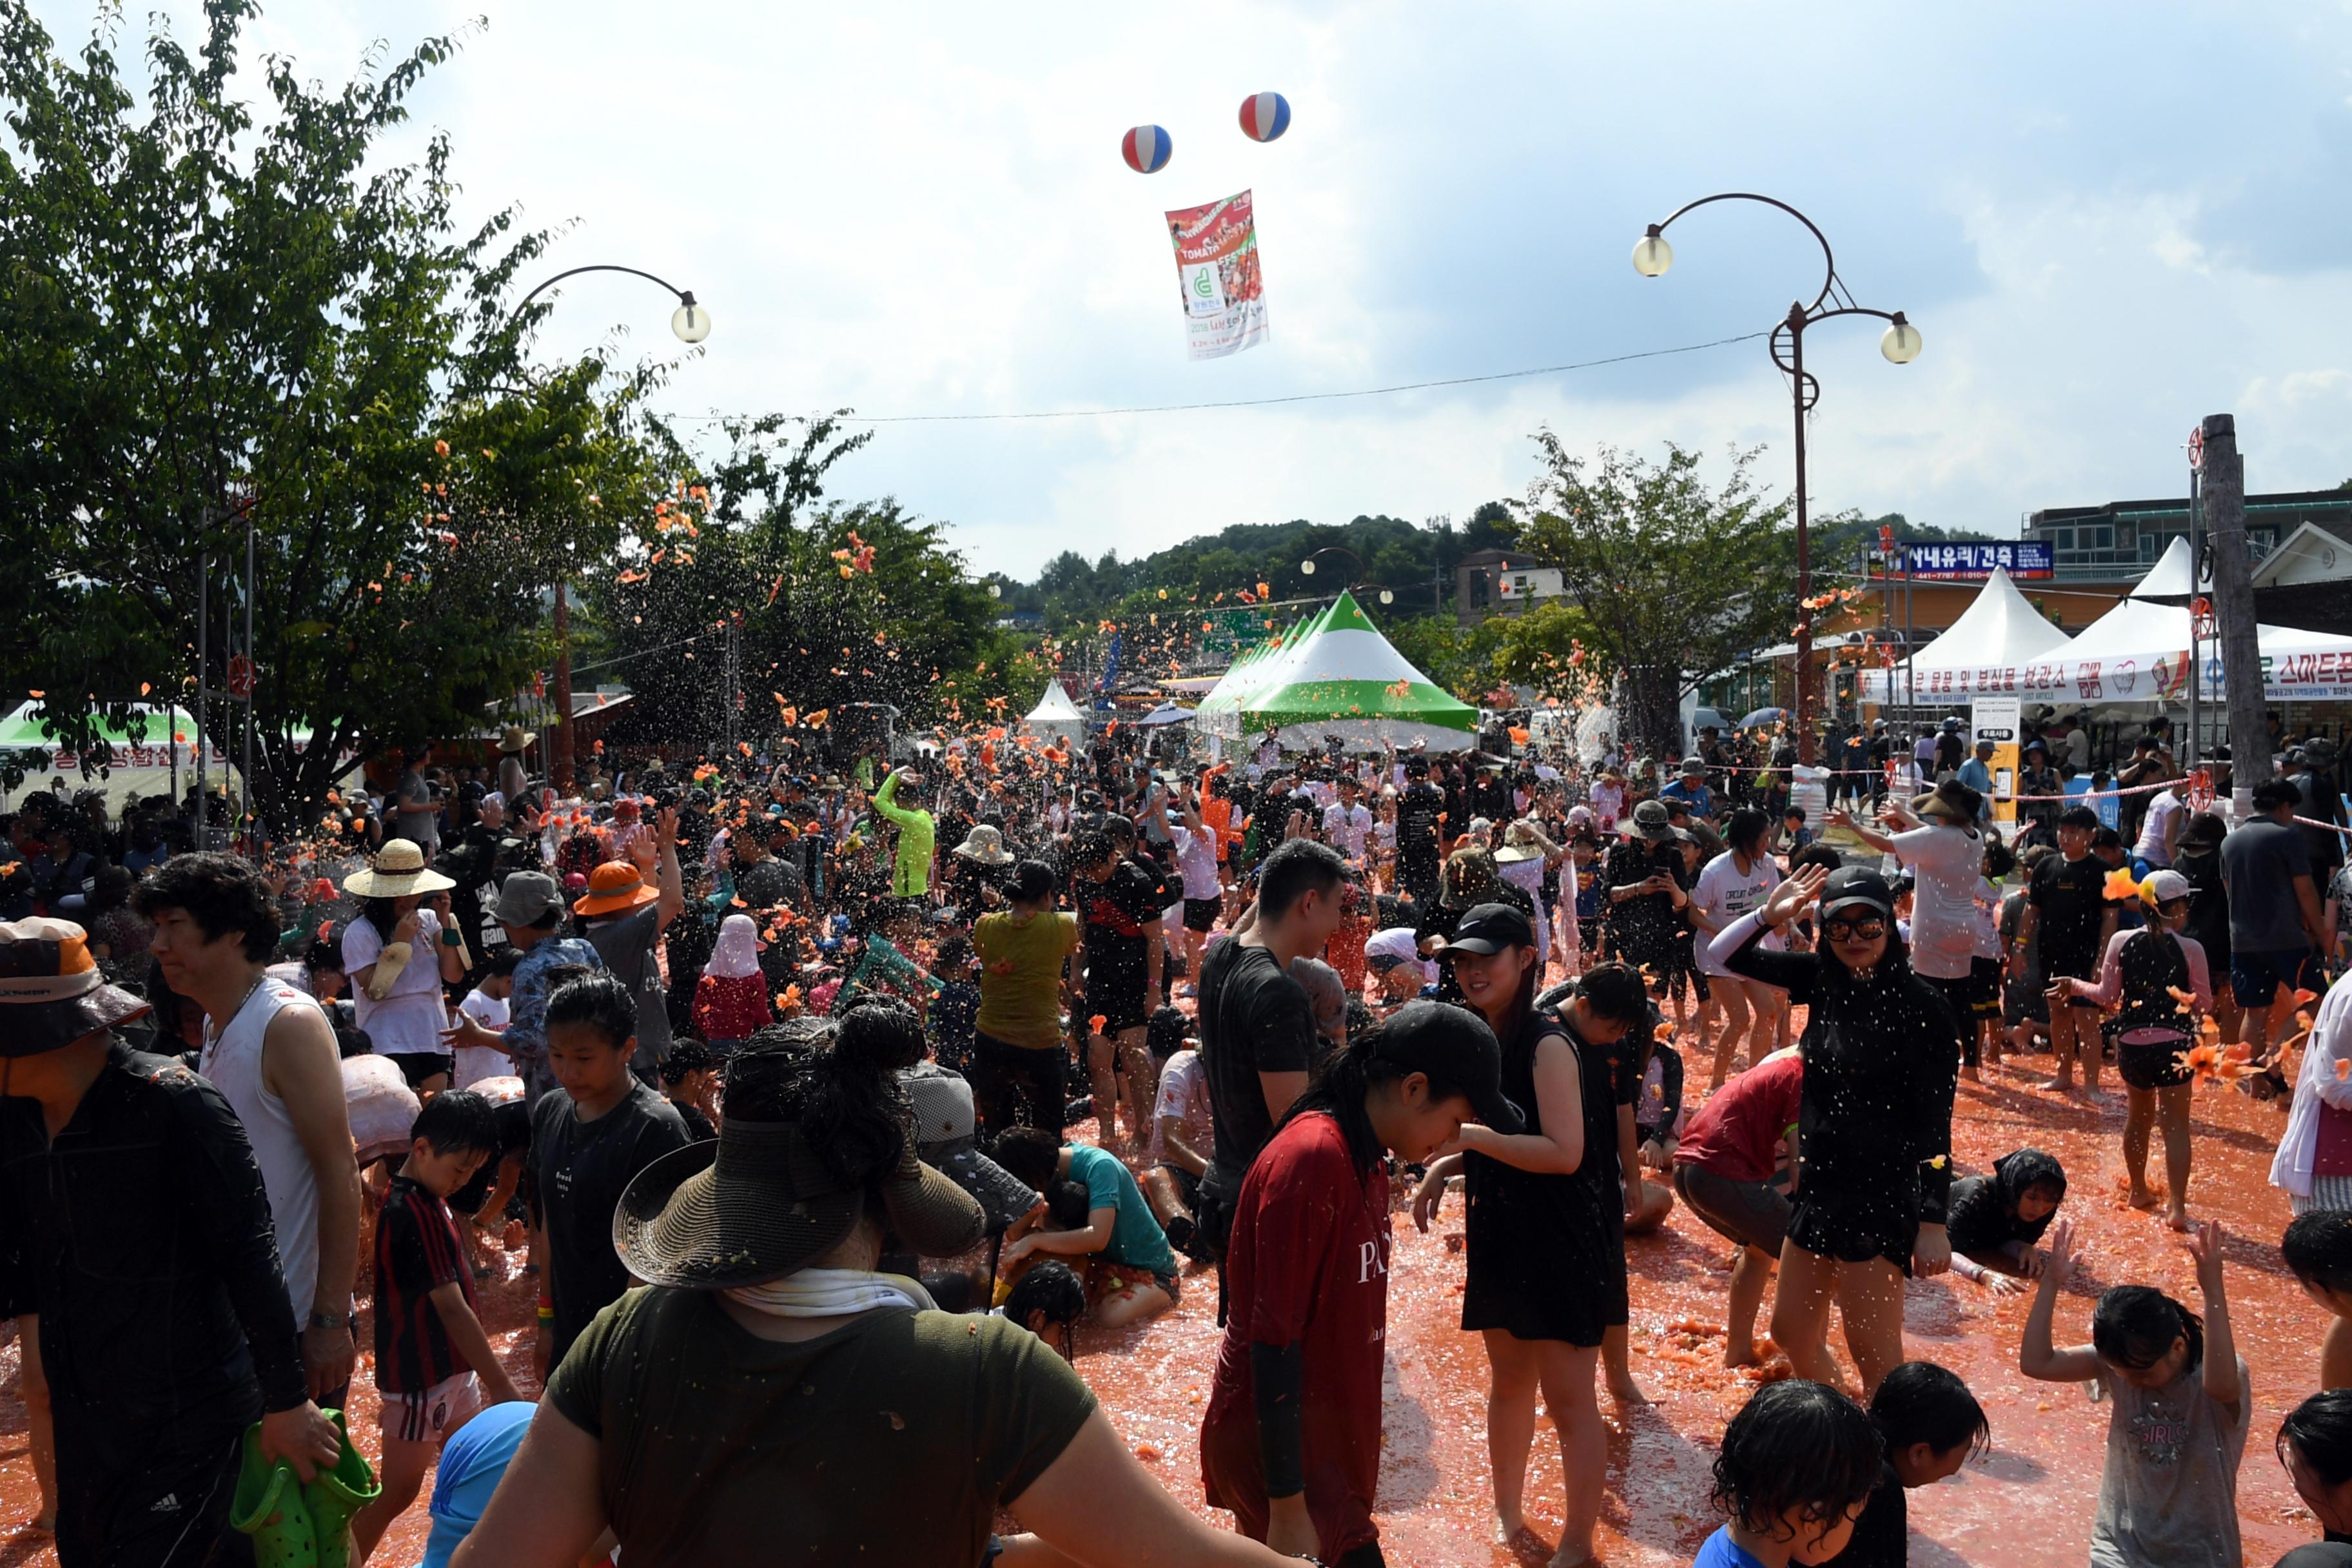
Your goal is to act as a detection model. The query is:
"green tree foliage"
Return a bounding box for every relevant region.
[0,1,673,827]
[1513,438,1797,760]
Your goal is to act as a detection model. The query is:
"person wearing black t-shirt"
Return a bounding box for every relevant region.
[1195,839,1348,1269]
[2021,806,2118,1094]
[1073,819,1167,1153]
[1603,802,1693,992]
[1396,761,1446,906]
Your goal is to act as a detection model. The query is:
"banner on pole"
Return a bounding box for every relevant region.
[1901,542,2053,580]
[1165,190,1267,360]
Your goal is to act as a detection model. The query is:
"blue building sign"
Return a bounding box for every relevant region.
[1901,542,2054,580]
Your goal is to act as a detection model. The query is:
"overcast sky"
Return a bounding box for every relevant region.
[34,1,2352,577]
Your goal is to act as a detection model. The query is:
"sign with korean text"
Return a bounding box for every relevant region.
[1901,542,2053,580]
[1165,190,1268,360]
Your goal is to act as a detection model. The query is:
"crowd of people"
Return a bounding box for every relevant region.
[6,702,2352,1567]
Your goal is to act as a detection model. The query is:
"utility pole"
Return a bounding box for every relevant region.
[242,514,255,852]
[195,546,209,828]
[2201,413,2268,799]
[552,580,575,792]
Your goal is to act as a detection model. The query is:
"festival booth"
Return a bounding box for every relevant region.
[2044,540,2352,704]
[0,703,231,810]
[1209,591,1476,751]
[1857,567,2073,705]
[1018,681,1090,753]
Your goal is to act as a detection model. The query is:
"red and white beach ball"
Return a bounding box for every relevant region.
[1121,124,1173,173]
[1237,92,1290,142]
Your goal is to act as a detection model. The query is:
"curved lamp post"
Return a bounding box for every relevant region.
[1634,194,1919,762]
[513,264,713,789]
[1299,547,1397,606]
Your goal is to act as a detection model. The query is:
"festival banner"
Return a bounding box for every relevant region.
[1166,190,1267,360]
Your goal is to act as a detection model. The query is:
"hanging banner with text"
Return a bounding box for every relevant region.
[1902,542,2054,579]
[1166,190,1268,360]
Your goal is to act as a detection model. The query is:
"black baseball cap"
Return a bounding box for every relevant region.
[1444,903,1534,956]
[1373,1001,1524,1133]
[1818,865,1896,921]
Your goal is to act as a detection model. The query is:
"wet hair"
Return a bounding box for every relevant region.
[2092,1284,2202,1375]
[721,1014,908,1193]
[1005,1258,1087,1335]
[544,970,638,1051]
[2090,827,2126,853]
[1574,962,1651,1026]
[1870,1361,1990,1462]
[1259,838,1348,920]
[2280,1389,2352,1487]
[477,946,523,980]
[131,852,280,962]
[2180,812,2228,848]
[1043,1179,1093,1230]
[659,1038,715,1086]
[1982,842,2017,880]
[1788,843,1843,878]
[359,896,407,943]
[1009,859,1057,905]
[2057,806,2101,832]
[1783,805,1806,823]
[1283,1011,1484,1180]
[2256,779,2306,812]
[1711,1379,1883,1542]
[992,1127,1063,1192]
[936,935,974,972]
[304,930,349,976]
[411,1088,500,1157]
[1723,808,1771,858]
[834,996,926,1075]
[1145,1004,1191,1061]
[2285,1211,2352,1297]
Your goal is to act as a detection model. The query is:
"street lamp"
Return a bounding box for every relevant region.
[513,262,713,790]
[1299,547,1397,606]
[1634,196,1920,762]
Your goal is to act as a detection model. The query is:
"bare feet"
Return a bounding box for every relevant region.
[1961,1064,1982,1084]
[1493,1510,1529,1547]
[1548,1544,1594,1568]
[1723,1341,1761,1370]
[2039,1077,2077,1093]
[1607,1369,1650,1405]
[2166,1204,2193,1232]
[2127,1186,2161,1211]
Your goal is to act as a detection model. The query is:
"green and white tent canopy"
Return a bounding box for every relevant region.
[1204,592,1476,752]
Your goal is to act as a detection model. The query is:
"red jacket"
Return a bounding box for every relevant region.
[692,971,772,1043]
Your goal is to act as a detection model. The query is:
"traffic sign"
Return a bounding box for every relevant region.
[2188,426,2204,471]
[227,654,255,700]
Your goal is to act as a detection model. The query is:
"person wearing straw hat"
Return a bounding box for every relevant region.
[495,725,534,807]
[451,1022,1297,1568]
[342,838,468,1093]
[0,917,344,1565]
[944,821,1015,914]
[1834,778,1989,1078]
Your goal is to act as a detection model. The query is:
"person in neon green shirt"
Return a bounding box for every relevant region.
[871,768,936,899]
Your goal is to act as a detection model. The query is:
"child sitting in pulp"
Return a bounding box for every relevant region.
[1943,1148,2067,1295]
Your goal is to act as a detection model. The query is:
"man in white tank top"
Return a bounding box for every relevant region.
[139,854,363,1405]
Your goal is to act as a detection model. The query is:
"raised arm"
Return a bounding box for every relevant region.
[2019,1218,2103,1383]
[2186,1221,2241,1415]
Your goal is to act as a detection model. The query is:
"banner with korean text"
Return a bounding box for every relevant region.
[1166,190,1268,360]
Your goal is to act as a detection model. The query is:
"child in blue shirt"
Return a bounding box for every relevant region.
[1693,1380,1882,1567]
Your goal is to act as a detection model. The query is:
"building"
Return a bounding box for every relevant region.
[2024,487,2352,582]
[1453,548,1569,626]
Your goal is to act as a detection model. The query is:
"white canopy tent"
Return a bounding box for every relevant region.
[1213,591,1478,752]
[2048,538,2352,702]
[1859,567,2073,703]
[1017,681,1090,752]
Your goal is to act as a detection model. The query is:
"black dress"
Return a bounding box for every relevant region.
[1461,1007,1632,1347]
[1723,920,1961,1273]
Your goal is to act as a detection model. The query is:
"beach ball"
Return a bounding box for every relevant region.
[1121,124,1173,174]
[1238,91,1290,142]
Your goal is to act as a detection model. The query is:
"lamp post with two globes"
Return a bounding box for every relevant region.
[513,264,714,788]
[1299,547,1397,608]
[1632,194,1919,763]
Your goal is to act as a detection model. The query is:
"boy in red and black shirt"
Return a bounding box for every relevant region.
[351,1090,525,1562]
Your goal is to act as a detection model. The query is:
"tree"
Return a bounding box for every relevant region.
[1512,438,1796,760]
[0,1,675,828]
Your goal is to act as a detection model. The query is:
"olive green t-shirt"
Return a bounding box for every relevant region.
[973,910,1079,1051]
[547,1286,1097,1563]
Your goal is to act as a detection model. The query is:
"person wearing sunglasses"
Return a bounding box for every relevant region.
[1707,863,1961,1398]
[2054,868,2212,1231]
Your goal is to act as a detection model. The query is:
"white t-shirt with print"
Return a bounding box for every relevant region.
[455,988,511,1088]
[1692,851,1779,977]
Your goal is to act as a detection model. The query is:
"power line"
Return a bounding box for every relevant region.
[656,329,1770,427]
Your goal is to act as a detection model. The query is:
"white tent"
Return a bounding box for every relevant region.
[1018,681,1090,752]
[1221,591,1477,751]
[1859,568,2073,703]
[2049,538,2352,702]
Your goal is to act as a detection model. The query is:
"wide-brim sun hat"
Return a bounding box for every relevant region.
[1910,778,1982,825]
[575,860,660,917]
[342,839,456,898]
[614,1119,983,1290]
[498,725,536,754]
[0,917,153,1056]
[952,825,1015,866]
[1493,821,1545,864]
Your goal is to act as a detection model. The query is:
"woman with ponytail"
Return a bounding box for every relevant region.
[2023,1215,2248,1568]
[1200,1001,1524,1566]
[456,1006,1300,1568]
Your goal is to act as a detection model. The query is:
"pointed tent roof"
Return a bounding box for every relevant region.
[1860,567,2070,701]
[1233,591,1476,750]
[1021,681,1084,726]
[2046,536,2352,700]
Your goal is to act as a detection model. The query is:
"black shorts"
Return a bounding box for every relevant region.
[1921,972,1975,1027]
[2116,1033,2195,1090]
[1967,956,2003,1016]
[392,1051,455,1089]
[1086,978,1150,1035]
[1787,1197,1917,1275]
[1674,1163,1791,1255]
[1182,897,1221,934]
[2043,948,2106,1008]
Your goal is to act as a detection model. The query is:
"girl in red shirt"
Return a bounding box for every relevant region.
[1200,1001,1522,1566]
[691,914,773,1053]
